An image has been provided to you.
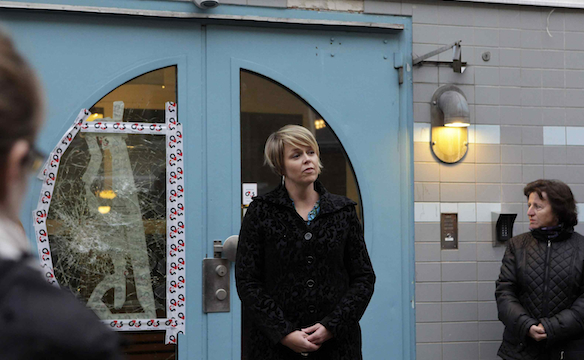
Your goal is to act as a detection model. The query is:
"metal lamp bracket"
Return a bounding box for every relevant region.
[413,40,466,73]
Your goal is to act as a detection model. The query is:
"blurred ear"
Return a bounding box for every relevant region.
[5,140,29,188]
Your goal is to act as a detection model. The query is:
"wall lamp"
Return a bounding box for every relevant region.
[193,0,219,9]
[430,84,470,164]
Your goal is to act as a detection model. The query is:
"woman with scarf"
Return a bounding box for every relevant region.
[496,179,584,360]
[236,125,375,359]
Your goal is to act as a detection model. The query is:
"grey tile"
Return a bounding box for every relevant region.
[416,302,441,323]
[477,184,501,202]
[479,321,504,341]
[474,48,499,67]
[499,87,521,106]
[544,146,567,164]
[521,49,542,68]
[566,108,584,126]
[416,243,441,262]
[438,66,475,86]
[500,29,521,48]
[417,322,442,343]
[441,243,478,262]
[416,223,441,242]
[500,106,523,125]
[442,282,478,301]
[502,184,525,203]
[545,8,564,31]
[476,144,501,164]
[442,302,478,322]
[443,342,480,360]
[542,108,565,126]
[477,164,501,183]
[566,165,584,181]
[565,89,584,108]
[566,32,584,51]
[500,126,522,145]
[412,3,441,24]
[415,142,435,162]
[423,183,441,202]
[414,103,432,123]
[501,203,524,222]
[475,28,499,47]
[441,183,476,202]
[499,7,521,29]
[521,107,543,126]
[474,4,499,28]
[478,261,503,281]
[522,146,544,164]
[522,126,543,145]
[521,88,542,106]
[521,30,542,49]
[413,24,440,44]
[417,343,442,360]
[542,89,565,107]
[442,322,479,342]
[501,145,522,164]
[247,0,286,6]
[417,282,442,302]
[416,262,441,282]
[415,183,424,202]
[438,25,474,47]
[475,86,500,106]
[415,163,440,182]
[477,223,493,242]
[478,301,498,321]
[221,0,246,4]
[480,341,502,360]
[476,67,499,86]
[414,65,439,83]
[566,70,584,89]
[476,106,500,125]
[363,0,401,15]
[541,31,564,51]
[571,184,584,203]
[459,223,477,242]
[457,85,476,104]
[438,2,475,26]
[566,11,584,31]
[501,165,523,183]
[520,8,545,30]
[576,223,584,234]
[463,143,476,164]
[500,49,521,67]
[477,242,507,262]
[544,165,569,182]
[523,165,544,183]
[542,70,565,89]
[521,69,541,87]
[499,68,521,87]
[440,163,475,183]
[414,44,440,62]
[566,51,584,70]
[402,3,413,16]
[414,83,439,103]
[478,281,497,301]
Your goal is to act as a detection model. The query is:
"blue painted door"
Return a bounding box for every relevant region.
[1,9,413,360]
[205,25,413,360]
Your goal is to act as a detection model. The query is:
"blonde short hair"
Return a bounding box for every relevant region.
[264,125,323,176]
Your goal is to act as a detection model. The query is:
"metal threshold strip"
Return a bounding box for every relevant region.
[0,1,404,30]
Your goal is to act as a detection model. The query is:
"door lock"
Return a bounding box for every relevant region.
[203,236,238,313]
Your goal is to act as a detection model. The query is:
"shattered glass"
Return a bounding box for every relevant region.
[47,132,167,320]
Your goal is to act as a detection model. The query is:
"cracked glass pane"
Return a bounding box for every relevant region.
[47,132,167,320]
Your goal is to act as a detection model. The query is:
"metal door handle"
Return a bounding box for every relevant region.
[202,235,238,313]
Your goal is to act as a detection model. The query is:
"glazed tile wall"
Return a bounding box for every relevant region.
[365,1,584,359]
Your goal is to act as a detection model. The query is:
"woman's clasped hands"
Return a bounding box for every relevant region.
[281,323,333,353]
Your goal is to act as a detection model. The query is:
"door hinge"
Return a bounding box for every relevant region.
[394,52,404,85]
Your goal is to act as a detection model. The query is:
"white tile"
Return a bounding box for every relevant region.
[578,203,584,223]
[477,203,502,222]
[415,202,440,222]
[468,125,476,144]
[414,122,431,143]
[458,203,477,222]
[441,202,458,213]
[543,126,566,145]
[475,125,501,144]
[566,127,584,145]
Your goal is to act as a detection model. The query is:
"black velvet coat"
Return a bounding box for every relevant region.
[235,181,375,359]
[496,229,584,360]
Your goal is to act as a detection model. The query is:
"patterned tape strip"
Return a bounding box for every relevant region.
[34,109,90,286]
[34,103,185,344]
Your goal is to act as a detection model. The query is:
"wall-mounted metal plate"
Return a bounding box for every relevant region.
[441,213,458,249]
[203,258,230,313]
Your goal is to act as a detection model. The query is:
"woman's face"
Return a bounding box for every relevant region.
[282,143,319,187]
[527,191,558,229]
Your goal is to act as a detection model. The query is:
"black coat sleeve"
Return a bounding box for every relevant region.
[320,206,376,338]
[235,202,296,344]
[496,238,539,342]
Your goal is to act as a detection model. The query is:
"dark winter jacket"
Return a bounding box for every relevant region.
[0,256,124,360]
[496,229,584,360]
[235,181,375,359]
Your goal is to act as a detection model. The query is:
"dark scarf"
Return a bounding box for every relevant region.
[530,223,573,242]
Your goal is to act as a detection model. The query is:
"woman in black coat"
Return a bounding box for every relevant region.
[496,179,584,360]
[235,125,375,359]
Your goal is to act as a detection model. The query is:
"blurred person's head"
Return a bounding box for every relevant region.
[524,179,578,230]
[264,124,323,177]
[0,28,43,220]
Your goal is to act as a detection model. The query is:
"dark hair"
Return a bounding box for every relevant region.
[524,179,578,228]
[0,29,42,198]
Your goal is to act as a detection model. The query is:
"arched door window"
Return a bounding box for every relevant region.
[34,67,183,354]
